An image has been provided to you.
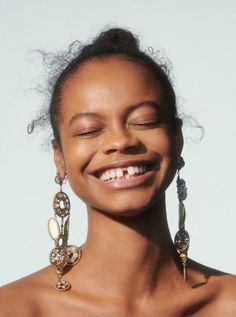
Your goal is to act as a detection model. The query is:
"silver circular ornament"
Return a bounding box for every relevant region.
[66,245,82,266]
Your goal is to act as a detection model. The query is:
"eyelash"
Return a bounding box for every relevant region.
[129,120,161,128]
[74,120,161,138]
[74,129,104,138]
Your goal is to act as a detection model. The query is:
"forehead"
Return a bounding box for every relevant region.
[60,57,162,117]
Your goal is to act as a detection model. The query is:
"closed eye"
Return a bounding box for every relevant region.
[73,128,104,138]
[129,120,161,129]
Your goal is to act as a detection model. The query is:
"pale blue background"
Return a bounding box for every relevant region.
[1,0,236,285]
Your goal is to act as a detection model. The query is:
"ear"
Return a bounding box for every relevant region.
[173,118,184,158]
[51,139,66,179]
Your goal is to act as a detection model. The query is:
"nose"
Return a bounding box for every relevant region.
[101,127,144,155]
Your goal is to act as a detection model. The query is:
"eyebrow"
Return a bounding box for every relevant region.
[69,112,102,127]
[68,101,161,127]
[126,100,161,114]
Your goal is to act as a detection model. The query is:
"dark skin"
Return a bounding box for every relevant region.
[1,57,236,316]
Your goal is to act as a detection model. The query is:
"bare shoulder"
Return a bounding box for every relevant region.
[188,260,236,316]
[0,266,54,317]
[212,274,236,313]
[201,273,236,316]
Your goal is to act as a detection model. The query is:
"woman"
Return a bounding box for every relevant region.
[1,28,236,316]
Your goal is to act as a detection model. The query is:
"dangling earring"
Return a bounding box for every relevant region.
[48,174,82,291]
[174,157,190,282]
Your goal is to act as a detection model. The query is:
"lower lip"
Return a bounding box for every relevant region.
[94,171,155,189]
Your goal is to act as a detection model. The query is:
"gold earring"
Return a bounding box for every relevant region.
[174,157,190,282]
[48,174,82,291]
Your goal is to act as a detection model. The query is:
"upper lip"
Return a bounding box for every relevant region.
[92,159,158,177]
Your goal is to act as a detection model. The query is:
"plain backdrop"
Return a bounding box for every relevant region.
[1,0,236,285]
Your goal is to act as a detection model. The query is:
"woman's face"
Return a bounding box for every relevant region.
[54,57,182,216]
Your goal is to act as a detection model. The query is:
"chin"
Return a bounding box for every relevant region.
[92,190,165,220]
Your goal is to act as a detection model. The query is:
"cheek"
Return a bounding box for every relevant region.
[61,141,96,203]
[146,130,176,182]
[61,139,97,180]
[146,129,176,159]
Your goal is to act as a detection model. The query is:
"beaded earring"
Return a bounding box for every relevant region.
[174,157,190,282]
[48,174,82,291]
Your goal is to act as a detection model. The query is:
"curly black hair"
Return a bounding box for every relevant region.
[28,27,197,144]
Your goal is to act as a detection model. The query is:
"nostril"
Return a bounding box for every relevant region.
[104,141,145,155]
[124,144,142,154]
[101,129,146,155]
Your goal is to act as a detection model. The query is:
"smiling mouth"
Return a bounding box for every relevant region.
[96,164,155,182]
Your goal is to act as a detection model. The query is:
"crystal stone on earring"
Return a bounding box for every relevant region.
[55,280,71,292]
[174,230,190,251]
[49,247,68,267]
[56,233,68,248]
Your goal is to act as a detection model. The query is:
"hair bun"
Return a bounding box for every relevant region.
[93,28,139,51]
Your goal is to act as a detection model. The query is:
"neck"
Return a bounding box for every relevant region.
[76,195,181,299]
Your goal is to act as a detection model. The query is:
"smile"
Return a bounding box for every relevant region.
[99,165,149,181]
[92,160,158,189]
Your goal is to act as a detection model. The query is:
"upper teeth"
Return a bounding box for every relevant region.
[99,166,147,181]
